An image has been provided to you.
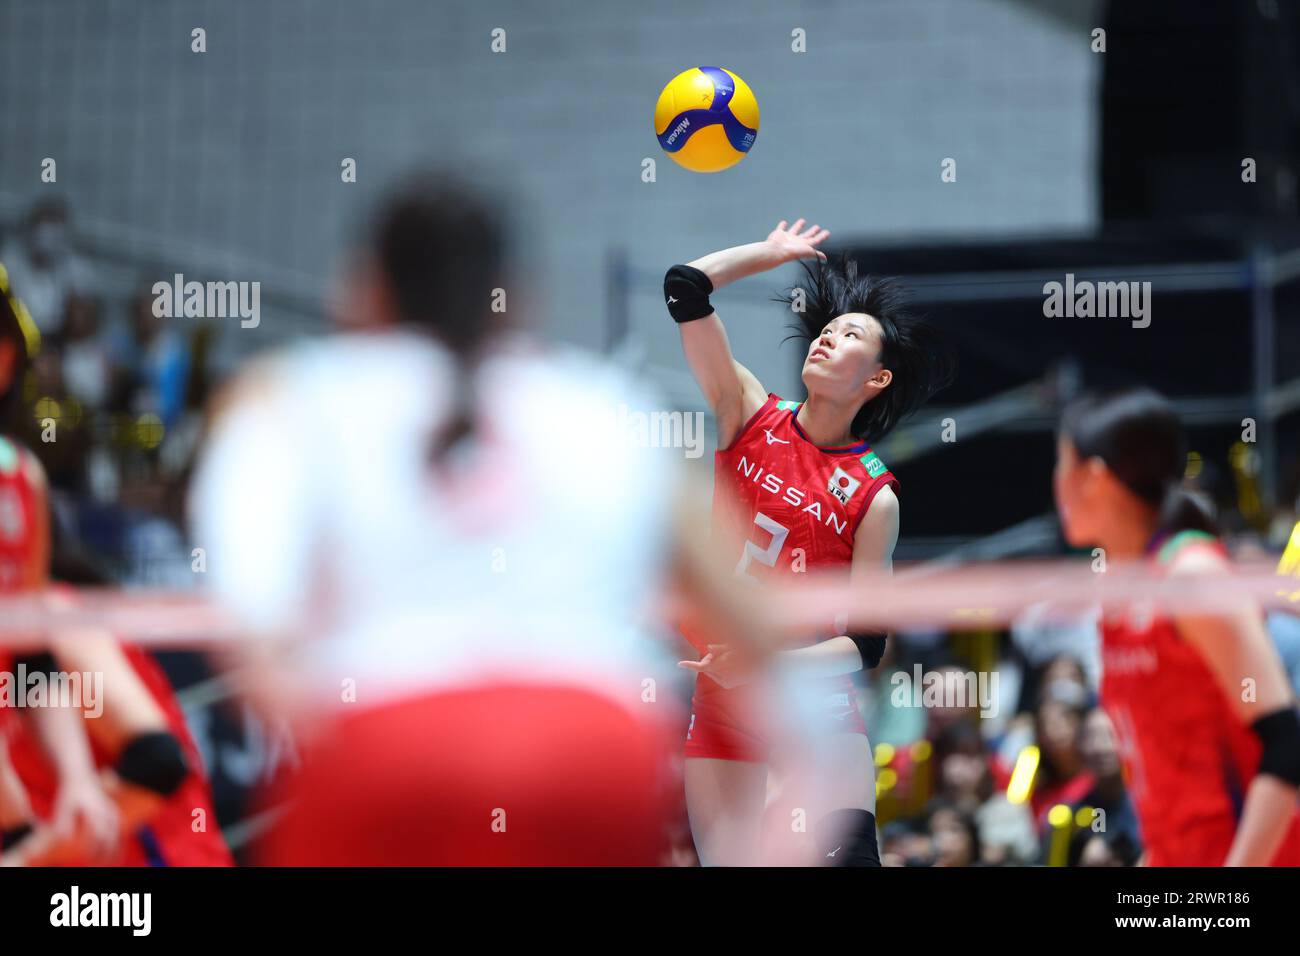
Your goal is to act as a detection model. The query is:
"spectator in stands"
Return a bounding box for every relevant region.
[880,663,985,813]
[929,720,1038,864]
[0,198,96,338]
[1024,693,1094,824]
[119,287,189,431]
[933,721,994,815]
[1071,829,1141,867]
[927,802,981,867]
[880,819,934,867]
[1039,653,1093,709]
[1009,604,1102,703]
[15,343,92,495]
[975,794,1039,865]
[1072,706,1142,858]
[60,294,115,412]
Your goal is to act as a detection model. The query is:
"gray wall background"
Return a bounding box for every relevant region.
[0,0,1102,402]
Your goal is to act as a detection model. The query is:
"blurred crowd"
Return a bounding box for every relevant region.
[855,630,1140,868]
[0,197,214,589]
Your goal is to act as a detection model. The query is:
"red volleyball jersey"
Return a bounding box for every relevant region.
[1100,531,1300,866]
[704,393,897,622]
[0,435,44,593]
[682,394,898,712]
[0,432,231,866]
[0,435,44,744]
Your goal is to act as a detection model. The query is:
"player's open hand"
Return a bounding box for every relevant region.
[678,643,756,689]
[50,774,120,861]
[765,219,830,264]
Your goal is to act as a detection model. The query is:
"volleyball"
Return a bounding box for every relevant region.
[654,66,759,173]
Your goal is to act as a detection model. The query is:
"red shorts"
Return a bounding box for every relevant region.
[684,675,867,763]
[258,682,678,866]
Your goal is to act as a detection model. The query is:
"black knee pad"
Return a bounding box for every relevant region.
[815,808,881,867]
[1,822,34,851]
[115,731,188,797]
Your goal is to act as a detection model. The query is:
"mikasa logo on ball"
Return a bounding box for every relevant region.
[654,66,759,173]
[828,467,860,506]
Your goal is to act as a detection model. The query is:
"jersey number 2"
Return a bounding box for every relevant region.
[734,512,789,583]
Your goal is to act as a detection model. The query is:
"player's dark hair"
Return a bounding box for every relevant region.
[370,171,511,468]
[777,257,955,443]
[0,265,31,425]
[1059,387,1217,538]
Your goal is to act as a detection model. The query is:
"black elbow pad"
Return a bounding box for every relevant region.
[115,731,189,797]
[664,264,714,324]
[1251,707,1300,788]
[847,632,888,670]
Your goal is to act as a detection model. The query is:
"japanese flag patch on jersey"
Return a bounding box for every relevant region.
[828,466,861,506]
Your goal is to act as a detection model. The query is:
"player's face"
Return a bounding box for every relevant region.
[1054,435,1099,546]
[801,313,888,401]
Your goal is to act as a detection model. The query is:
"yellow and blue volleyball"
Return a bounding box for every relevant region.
[654,67,759,173]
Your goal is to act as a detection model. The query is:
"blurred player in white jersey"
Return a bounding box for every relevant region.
[190,172,768,865]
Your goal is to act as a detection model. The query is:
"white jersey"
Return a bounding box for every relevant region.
[190,331,679,707]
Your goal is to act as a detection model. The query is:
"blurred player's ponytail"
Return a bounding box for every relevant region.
[371,172,511,468]
[1060,387,1217,538]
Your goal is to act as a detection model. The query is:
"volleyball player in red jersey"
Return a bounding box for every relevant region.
[0,437,120,863]
[0,269,118,863]
[666,221,954,865]
[1055,388,1300,866]
[3,627,234,867]
[0,265,231,867]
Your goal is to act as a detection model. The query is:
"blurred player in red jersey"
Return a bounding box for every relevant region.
[1055,388,1300,866]
[190,172,773,866]
[0,264,231,867]
[0,266,115,862]
[665,222,954,865]
[3,623,234,867]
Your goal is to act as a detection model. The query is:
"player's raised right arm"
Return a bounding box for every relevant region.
[668,220,829,448]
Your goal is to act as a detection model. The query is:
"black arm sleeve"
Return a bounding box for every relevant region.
[664,264,714,324]
[1251,706,1300,787]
